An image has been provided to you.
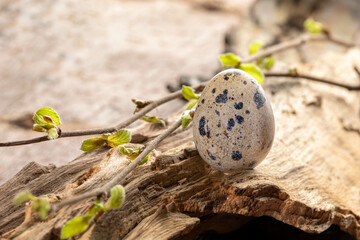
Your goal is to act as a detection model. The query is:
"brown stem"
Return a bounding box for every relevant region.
[0,91,183,147]
[1,33,357,147]
[52,119,182,212]
[265,72,360,91]
[327,34,358,48]
[354,66,360,78]
[242,34,357,63]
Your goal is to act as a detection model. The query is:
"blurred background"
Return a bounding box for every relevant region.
[0,0,249,183]
[0,0,359,184]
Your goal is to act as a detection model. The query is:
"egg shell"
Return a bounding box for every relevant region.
[193,69,275,172]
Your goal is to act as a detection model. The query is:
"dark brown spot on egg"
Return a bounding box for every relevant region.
[215,90,228,103]
[199,116,206,136]
[232,151,242,161]
[234,102,243,110]
[235,115,244,124]
[224,72,232,80]
[206,126,211,138]
[207,150,216,160]
[248,161,257,168]
[227,118,235,131]
[253,90,266,109]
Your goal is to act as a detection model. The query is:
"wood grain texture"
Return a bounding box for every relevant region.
[1,49,360,239]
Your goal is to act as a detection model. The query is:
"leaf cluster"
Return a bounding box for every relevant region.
[180,86,199,129]
[80,129,131,152]
[219,40,276,85]
[61,185,125,239]
[32,107,61,140]
[14,190,51,220]
[304,18,325,34]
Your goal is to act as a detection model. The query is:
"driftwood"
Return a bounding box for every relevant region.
[1,45,360,239]
[1,1,360,239]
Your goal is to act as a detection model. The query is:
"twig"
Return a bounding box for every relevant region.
[52,119,182,212]
[1,33,357,147]
[242,34,357,63]
[355,66,360,78]
[0,91,183,147]
[265,72,360,91]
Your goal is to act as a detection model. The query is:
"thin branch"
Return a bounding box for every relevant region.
[242,34,358,63]
[265,72,360,91]
[355,66,360,78]
[1,33,357,147]
[327,34,358,48]
[0,135,50,147]
[52,119,182,212]
[0,91,183,147]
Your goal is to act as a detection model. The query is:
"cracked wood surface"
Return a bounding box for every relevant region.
[1,58,359,239]
[1,46,360,239]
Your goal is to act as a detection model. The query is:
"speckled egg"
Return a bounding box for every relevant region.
[193,69,275,172]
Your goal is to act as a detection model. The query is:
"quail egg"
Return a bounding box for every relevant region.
[193,69,275,172]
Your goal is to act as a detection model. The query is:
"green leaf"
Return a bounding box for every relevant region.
[61,216,92,239]
[239,64,264,84]
[262,56,275,70]
[86,200,104,216]
[80,138,106,152]
[119,146,140,159]
[33,107,61,126]
[138,152,151,165]
[289,67,298,76]
[119,146,136,155]
[304,18,324,34]
[186,100,197,110]
[32,198,51,220]
[47,128,59,140]
[219,53,240,66]
[32,123,56,132]
[249,42,264,55]
[106,129,132,148]
[119,146,150,165]
[32,124,47,132]
[14,190,36,205]
[182,85,200,101]
[139,115,166,127]
[181,110,194,129]
[108,185,125,209]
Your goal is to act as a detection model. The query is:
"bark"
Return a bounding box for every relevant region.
[2,1,360,239]
[1,42,360,239]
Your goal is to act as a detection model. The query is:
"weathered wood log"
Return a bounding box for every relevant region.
[1,47,360,239]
